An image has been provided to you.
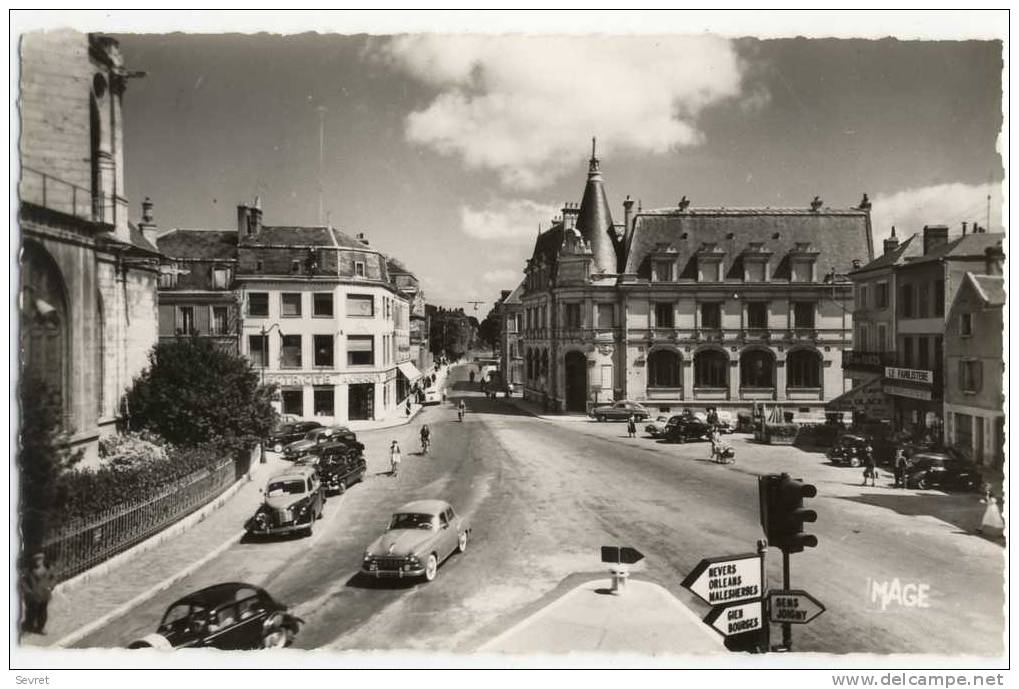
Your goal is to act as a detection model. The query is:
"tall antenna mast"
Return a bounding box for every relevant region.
[317,105,327,225]
[986,192,991,231]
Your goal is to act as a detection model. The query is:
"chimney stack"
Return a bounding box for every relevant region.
[678,195,691,212]
[356,232,370,246]
[852,259,862,270]
[562,202,580,230]
[962,221,968,236]
[883,226,900,255]
[237,198,263,237]
[810,196,823,212]
[922,225,949,255]
[857,193,871,211]
[138,197,159,245]
[623,195,634,231]
[985,245,1004,275]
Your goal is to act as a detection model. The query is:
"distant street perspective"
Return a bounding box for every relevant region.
[14,21,1005,663]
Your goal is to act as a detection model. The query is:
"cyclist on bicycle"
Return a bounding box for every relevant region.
[420,424,431,453]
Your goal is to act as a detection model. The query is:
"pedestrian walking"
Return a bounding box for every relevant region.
[627,415,637,438]
[389,441,402,477]
[862,444,877,487]
[405,398,412,417]
[894,448,909,488]
[20,551,54,635]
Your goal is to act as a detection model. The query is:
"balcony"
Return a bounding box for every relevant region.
[739,328,771,342]
[20,166,126,228]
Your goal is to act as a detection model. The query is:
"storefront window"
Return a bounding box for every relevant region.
[281,389,303,416]
[313,387,334,416]
[787,349,821,388]
[694,350,727,388]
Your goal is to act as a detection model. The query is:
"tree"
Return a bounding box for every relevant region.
[477,309,501,352]
[125,336,276,452]
[17,375,83,554]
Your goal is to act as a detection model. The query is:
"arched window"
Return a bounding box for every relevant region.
[740,350,775,388]
[525,349,533,379]
[787,349,822,388]
[647,349,681,388]
[694,349,728,388]
[541,350,549,377]
[19,243,69,418]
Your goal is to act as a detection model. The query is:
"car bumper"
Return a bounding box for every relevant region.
[362,564,426,578]
[247,516,313,535]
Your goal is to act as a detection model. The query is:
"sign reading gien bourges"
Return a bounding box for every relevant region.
[884,367,934,385]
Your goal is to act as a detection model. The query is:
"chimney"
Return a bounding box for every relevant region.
[852,259,862,270]
[237,204,250,235]
[623,195,634,231]
[961,221,968,236]
[883,226,900,255]
[356,232,370,246]
[237,200,262,237]
[922,225,949,255]
[562,202,580,230]
[810,196,823,212]
[985,245,1004,275]
[857,193,871,211]
[250,196,263,234]
[138,197,159,246]
[678,195,690,212]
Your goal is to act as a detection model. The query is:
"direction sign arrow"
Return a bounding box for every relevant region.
[703,600,763,637]
[767,590,826,625]
[681,553,762,606]
[601,546,644,565]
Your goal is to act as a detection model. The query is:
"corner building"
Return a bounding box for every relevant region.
[519,151,871,416]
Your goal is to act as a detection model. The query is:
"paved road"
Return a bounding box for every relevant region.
[77,363,1004,654]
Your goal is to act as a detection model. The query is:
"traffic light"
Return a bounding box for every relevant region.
[759,472,818,553]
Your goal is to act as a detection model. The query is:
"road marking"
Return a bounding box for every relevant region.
[54,528,245,648]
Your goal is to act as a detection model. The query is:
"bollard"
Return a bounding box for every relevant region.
[610,566,629,595]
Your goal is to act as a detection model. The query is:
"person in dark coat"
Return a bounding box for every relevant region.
[894,449,909,488]
[862,445,877,487]
[627,415,637,438]
[20,552,54,635]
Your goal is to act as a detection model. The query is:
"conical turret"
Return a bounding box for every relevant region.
[576,138,618,274]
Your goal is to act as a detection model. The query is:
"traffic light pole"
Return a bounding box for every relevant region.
[782,549,792,650]
[758,539,770,653]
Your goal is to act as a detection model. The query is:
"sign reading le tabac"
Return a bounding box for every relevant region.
[682,553,762,606]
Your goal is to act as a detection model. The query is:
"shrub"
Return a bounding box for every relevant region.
[125,336,277,452]
[765,422,799,445]
[98,431,169,470]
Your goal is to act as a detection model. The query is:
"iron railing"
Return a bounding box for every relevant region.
[40,450,252,583]
[19,166,126,226]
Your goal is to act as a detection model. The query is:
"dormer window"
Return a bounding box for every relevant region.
[789,242,820,283]
[211,265,232,290]
[354,261,365,278]
[696,242,726,283]
[653,260,673,282]
[291,260,302,274]
[742,242,773,282]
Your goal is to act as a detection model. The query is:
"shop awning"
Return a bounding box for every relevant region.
[397,361,423,382]
[825,378,892,417]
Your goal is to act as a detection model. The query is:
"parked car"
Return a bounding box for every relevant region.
[829,433,899,467]
[128,582,302,649]
[905,452,982,491]
[589,401,651,422]
[423,388,442,405]
[305,428,358,457]
[267,421,322,453]
[644,416,671,438]
[663,415,712,443]
[282,425,352,460]
[245,465,324,538]
[362,500,470,582]
[297,441,366,494]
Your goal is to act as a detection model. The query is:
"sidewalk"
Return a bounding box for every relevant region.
[20,454,290,648]
[480,577,726,655]
[502,395,591,422]
[345,365,450,433]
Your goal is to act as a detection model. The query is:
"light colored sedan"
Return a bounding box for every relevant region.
[362,500,470,582]
[644,415,671,438]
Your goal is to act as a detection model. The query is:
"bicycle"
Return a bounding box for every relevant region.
[421,436,430,454]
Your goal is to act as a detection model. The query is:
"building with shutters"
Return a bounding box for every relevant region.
[18,30,162,463]
[516,144,871,417]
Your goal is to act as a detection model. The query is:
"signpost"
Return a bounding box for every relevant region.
[704,600,764,637]
[681,553,762,606]
[600,546,644,595]
[767,590,825,625]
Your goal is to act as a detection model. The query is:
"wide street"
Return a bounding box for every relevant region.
[76,362,1004,655]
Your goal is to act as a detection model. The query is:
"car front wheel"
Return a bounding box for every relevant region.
[424,554,438,581]
[597,415,606,422]
[849,456,860,468]
[916,475,929,490]
[261,628,290,649]
[457,530,468,553]
[273,443,283,453]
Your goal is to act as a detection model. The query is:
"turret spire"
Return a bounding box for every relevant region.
[589,136,600,173]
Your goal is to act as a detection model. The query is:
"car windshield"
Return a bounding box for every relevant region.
[266,479,306,496]
[161,602,204,628]
[389,512,437,530]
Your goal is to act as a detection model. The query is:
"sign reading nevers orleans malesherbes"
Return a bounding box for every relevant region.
[681,553,762,606]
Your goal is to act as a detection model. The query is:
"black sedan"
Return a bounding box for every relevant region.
[663,415,712,443]
[298,440,367,494]
[906,452,982,491]
[829,433,899,467]
[127,583,302,649]
[267,421,322,453]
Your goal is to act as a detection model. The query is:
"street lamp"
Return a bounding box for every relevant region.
[259,323,280,464]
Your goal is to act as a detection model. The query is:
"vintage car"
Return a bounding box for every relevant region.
[906,451,982,491]
[282,425,352,460]
[128,582,302,650]
[829,433,899,467]
[644,416,671,438]
[589,400,651,422]
[296,441,366,494]
[663,415,712,443]
[245,465,324,538]
[362,500,470,582]
[423,388,442,405]
[267,421,322,453]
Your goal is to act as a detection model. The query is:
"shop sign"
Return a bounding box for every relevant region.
[883,384,933,401]
[884,367,933,385]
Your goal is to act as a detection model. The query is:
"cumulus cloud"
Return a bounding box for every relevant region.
[871,182,1003,244]
[461,198,560,242]
[482,269,522,285]
[376,34,747,189]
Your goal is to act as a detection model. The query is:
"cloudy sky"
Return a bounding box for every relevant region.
[109,26,1003,309]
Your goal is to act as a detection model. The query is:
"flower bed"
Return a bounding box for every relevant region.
[764,422,799,445]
